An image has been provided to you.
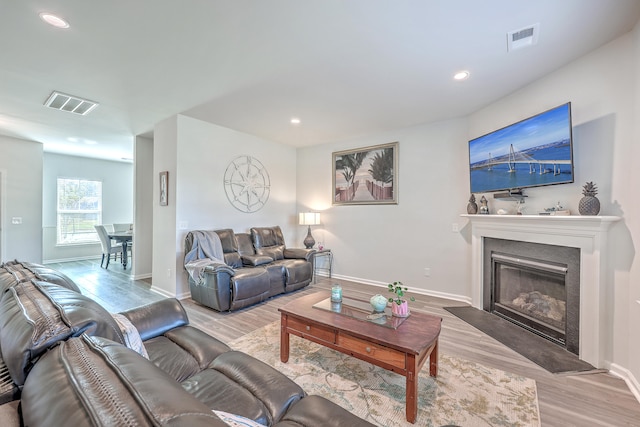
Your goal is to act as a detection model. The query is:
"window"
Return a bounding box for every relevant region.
[57,178,102,245]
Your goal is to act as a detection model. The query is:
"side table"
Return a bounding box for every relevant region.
[312,249,333,283]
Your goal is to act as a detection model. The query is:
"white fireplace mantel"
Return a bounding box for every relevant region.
[461,214,621,368]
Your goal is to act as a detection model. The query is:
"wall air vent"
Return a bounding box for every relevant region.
[44,91,99,115]
[507,23,539,52]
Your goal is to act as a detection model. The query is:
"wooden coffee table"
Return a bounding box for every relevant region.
[279,292,442,423]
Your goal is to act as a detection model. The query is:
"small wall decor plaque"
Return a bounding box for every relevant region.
[159,171,169,206]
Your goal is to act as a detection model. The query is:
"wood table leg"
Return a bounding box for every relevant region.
[405,353,418,423]
[429,339,438,377]
[280,314,290,363]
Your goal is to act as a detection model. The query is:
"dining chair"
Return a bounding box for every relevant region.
[94,225,122,269]
[113,223,132,233]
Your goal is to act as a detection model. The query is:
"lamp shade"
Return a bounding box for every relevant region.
[299,212,320,226]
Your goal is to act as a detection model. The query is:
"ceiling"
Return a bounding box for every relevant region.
[2,1,639,162]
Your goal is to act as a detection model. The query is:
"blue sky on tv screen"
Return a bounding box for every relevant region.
[469,104,571,164]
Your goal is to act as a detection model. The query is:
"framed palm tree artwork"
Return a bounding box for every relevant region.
[332,142,398,205]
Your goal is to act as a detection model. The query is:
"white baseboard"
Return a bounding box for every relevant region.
[175,291,191,300]
[149,286,175,299]
[329,274,472,305]
[42,255,101,264]
[608,362,640,404]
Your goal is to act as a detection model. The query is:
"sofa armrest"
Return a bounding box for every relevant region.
[242,255,274,267]
[203,262,235,274]
[120,298,189,341]
[284,248,316,262]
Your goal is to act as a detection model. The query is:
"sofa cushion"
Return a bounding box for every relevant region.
[0,280,124,385]
[143,325,231,382]
[216,229,243,268]
[232,268,270,300]
[182,351,305,426]
[21,335,226,427]
[274,395,376,427]
[274,260,312,288]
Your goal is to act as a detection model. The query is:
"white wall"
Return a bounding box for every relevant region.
[133,136,153,279]
[0,135,43,262]
[42,152,134,262]
[626,20,640,398]
[297,117,472,301]
[152,116,178,297]
[152,115,298,297]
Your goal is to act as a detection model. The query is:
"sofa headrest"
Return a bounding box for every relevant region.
[215,229,243,268]
[251,227,286,260]
[0,280,124,385]
[0,260,80,294]
[21,335,227,427]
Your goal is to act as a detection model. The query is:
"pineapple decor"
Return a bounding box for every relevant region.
[467,194,478,214]
[579,181,600,215]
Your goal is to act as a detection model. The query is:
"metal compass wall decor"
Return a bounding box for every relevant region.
[223,155,271,213]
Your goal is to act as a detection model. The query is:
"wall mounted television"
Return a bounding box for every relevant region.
[468,102,574,195]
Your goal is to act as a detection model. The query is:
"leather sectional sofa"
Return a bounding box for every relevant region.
[0,261,374,427]
[185,226,314,312]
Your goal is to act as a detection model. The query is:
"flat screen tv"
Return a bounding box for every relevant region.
[468,102,574,194]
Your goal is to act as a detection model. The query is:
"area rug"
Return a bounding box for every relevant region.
[229,321,540,427]
[444,306,599,375]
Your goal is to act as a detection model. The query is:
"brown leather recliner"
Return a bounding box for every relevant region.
[0,261,376,427]
[184,227,314,312]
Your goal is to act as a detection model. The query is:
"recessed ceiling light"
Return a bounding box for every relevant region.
[453,71,470,81]
[290,117,301,125]
[39,12,70,29]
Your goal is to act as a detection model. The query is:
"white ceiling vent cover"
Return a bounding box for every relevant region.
[507,23,539,52]
[44,91,99,115]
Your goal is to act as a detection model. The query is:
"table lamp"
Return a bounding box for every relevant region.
[299,212,320,249]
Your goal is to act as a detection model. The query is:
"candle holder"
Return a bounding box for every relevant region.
[331,284,342,302]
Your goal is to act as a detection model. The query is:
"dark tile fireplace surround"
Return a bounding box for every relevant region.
[483,238,580,355]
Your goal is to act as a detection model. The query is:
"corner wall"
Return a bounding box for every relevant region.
[153,115,298,297]
[133,136,153,279]
[0,136,42,262]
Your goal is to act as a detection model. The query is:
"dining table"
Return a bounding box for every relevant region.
[107,231,133,269]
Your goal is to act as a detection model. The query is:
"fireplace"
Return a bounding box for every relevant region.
[465,214,620,368]
[483,238,580,354]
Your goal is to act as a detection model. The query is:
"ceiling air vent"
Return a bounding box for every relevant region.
[507,23,539,52]
[44,91,99,115]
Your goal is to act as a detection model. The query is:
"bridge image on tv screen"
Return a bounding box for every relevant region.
[469,103,573,194]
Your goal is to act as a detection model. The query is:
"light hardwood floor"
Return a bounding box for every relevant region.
[49,260,640,427]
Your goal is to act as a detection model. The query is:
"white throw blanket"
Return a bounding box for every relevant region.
[111,313,149,359]
[184,230,226,285]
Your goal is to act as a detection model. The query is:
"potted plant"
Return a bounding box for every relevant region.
[387,281,415,317]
